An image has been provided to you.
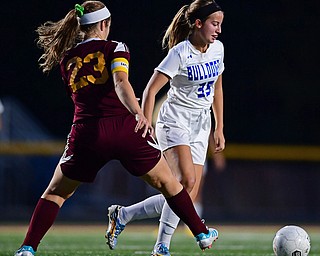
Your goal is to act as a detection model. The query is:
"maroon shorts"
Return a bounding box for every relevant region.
[59,114,161,182]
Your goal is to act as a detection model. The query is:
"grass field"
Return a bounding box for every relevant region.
[1,224,319,256]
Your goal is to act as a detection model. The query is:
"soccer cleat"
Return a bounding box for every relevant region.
[14,245,36,256]
[151,243,171,256]
[105,205,125,250]
[195,228,219,250]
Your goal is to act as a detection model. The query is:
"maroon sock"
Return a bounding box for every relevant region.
[166,188,207,236]
[22,198,60,251]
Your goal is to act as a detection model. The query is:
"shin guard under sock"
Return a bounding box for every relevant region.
[166,188,207,236]
[22,198,60,251]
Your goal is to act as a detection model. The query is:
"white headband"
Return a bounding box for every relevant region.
[80,7,111,25]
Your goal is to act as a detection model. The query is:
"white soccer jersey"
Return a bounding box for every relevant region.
[155,39,224,109]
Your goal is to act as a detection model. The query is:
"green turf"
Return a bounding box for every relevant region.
[1,224,319,255]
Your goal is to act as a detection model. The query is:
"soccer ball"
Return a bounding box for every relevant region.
[273,225,311,256]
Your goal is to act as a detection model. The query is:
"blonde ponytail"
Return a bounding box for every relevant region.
[36,10,81,73]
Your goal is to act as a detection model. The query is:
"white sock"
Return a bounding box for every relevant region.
[155,201,180,249]
[119,194,165,224]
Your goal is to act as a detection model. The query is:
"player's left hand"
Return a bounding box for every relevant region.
[213,129,225,152]
[135,113,151,138]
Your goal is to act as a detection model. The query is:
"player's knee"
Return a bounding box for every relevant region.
[146,176,181,198]
[42,187,76,205]
[181,177,196,193]
[144,175,163,191]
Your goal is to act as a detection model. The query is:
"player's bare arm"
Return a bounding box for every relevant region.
[212,74,225,152]
[113,71,150,137]
[142,71,169,136]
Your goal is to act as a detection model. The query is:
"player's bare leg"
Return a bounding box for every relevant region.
[153,164,204,255]
[152,146,206,255]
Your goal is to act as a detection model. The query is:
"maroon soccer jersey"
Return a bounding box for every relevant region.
[59,39,161,181]
[60,39,131,122]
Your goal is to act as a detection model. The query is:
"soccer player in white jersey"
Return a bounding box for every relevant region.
[106,1,224,255]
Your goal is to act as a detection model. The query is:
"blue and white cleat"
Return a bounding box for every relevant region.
[14,245,36,256]
[195,228,219,250]
[151,243,171,256]
[105,205,125,250]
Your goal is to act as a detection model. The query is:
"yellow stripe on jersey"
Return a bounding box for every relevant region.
[111,57,129,74]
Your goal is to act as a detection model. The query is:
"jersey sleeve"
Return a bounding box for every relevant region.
[155,48,181,79]
[218,42,225,76]
[110,42,130,74]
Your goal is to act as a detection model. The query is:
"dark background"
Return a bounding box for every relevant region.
[1,0,319,144]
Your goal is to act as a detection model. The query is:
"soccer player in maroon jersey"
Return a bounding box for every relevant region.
[14,1,218,256]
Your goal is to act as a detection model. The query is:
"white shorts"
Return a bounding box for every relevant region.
[155,101,211,165]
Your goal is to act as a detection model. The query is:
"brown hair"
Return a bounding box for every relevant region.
[162,0,216,50]
[36,1,106,73]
